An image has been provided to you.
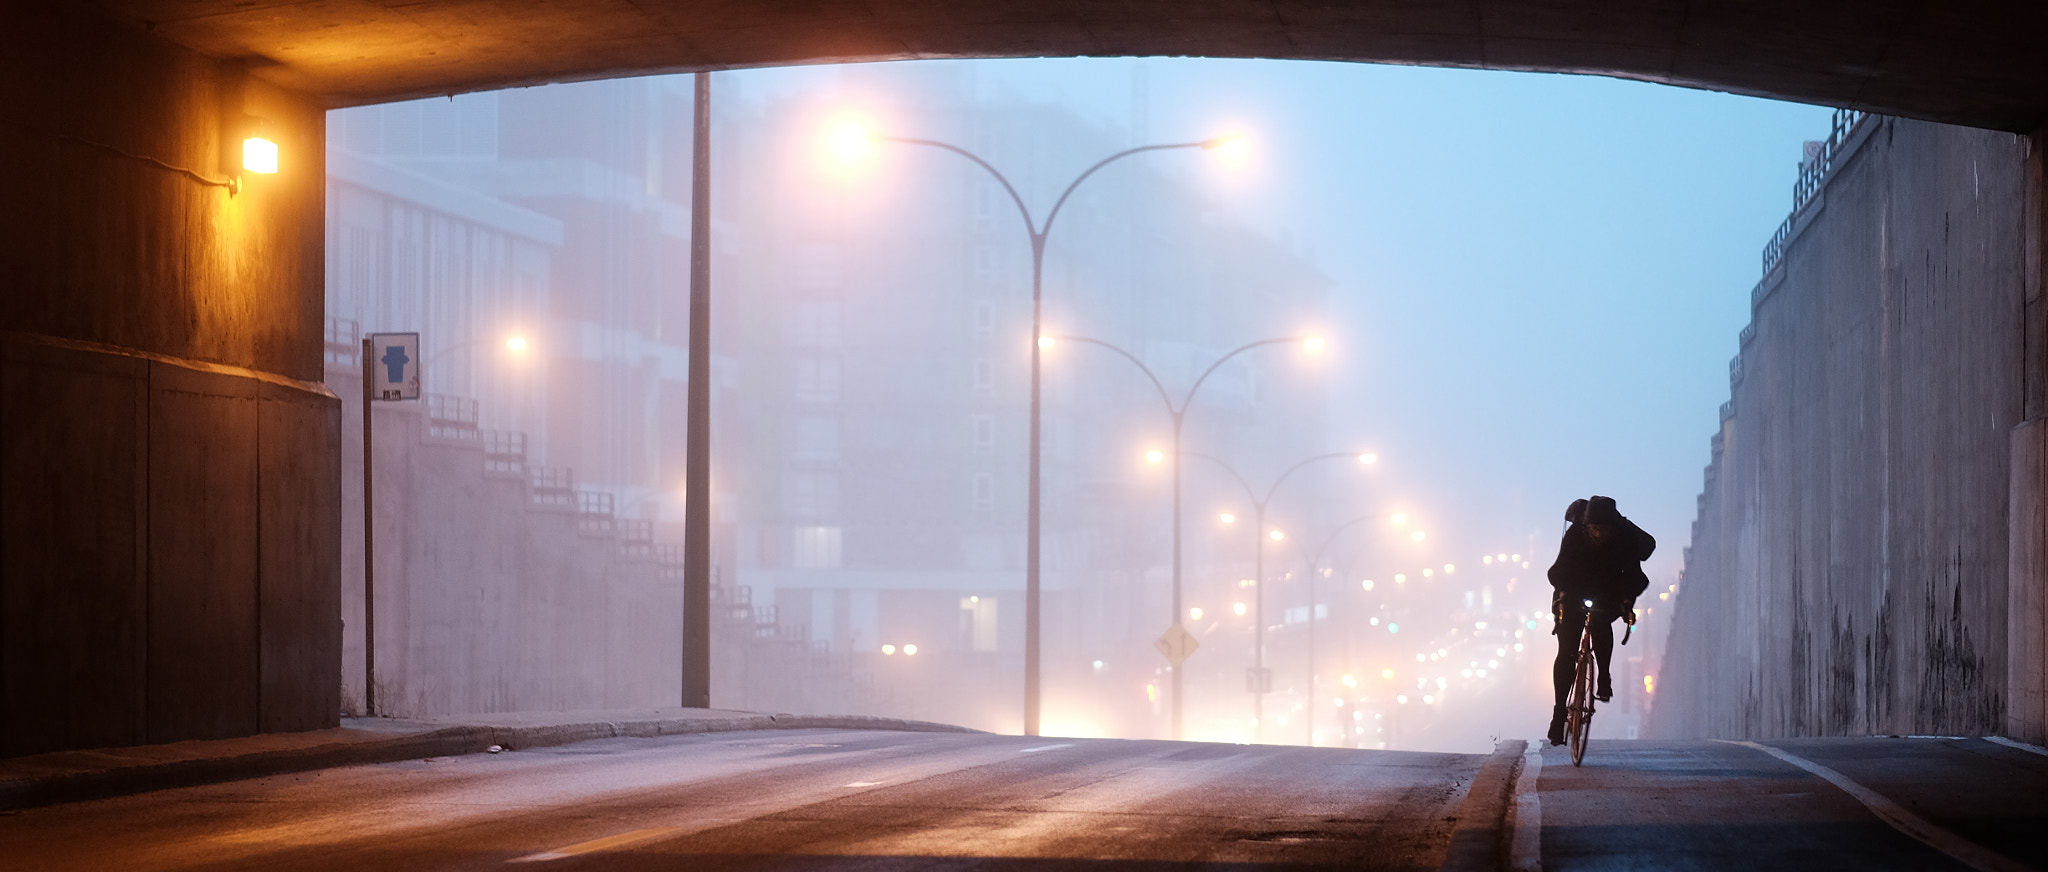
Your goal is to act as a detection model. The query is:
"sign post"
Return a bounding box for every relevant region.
[361,332,419,717]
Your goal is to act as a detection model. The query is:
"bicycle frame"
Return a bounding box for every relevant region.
[1566,617,1598,766]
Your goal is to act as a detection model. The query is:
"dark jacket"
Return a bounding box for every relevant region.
[1547,496,1655,606]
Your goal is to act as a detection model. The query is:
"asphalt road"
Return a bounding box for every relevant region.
[4,730,2044,871]
[0,730,1491,871]
[1525,736,2048,871]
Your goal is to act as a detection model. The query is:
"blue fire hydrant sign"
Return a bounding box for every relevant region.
[368,333,420,401]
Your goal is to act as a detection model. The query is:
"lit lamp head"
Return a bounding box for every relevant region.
[241,116,278,175]
[825,119,877,165]
[1200,133,1251,167]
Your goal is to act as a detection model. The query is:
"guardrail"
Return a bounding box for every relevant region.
[326,318,360,367]
[426,394,480,442]
[482,430,526,477]
[576,490,615,536]
[530,466,575,508]
[1761,108,1868,278]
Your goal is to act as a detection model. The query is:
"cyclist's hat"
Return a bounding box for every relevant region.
[1586,495,1622,525]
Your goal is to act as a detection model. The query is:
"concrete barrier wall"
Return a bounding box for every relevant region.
[0,6,339,756]
[1653,118,2034,739]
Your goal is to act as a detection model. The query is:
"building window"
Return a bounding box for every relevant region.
[973,186,996,236]
[973,301,994,336]
[788,300,842,347]
[791,415,840,460]
[794,356,841,404]
[960,595,998,652]
[794,526,842,569]
[973,246,996,283]
[794,243,840,291]
[972,414,994,452]
[783,471,840,518]
[972,472,994,512]
[972,359,994,396]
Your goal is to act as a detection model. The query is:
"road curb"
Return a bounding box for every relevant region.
[1439,738,1528,872]
[0,713,980,811]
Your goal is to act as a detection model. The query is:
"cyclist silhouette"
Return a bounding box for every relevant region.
[1545,495,1654,746]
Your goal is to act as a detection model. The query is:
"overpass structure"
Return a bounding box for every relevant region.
[2,1,2046,755]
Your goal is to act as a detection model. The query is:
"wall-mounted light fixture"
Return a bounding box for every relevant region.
[240,116,278,176]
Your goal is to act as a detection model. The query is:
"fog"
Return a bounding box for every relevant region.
[326,58,1829,751]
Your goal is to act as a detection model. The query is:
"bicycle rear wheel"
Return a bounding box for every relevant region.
[1567,629,1596,766]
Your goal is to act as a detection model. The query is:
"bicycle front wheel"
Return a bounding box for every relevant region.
[1568,633,1597,766]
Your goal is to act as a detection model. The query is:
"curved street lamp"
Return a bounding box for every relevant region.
[1186,450,1376,743]
[1055,333,1324,740]
[1288,514,1380,746]
[861,132,1239,737]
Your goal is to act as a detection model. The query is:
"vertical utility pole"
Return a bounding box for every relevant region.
[360,337,377,717]
[681,70,713,709]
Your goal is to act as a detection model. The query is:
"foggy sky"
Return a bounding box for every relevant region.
[737,57,1832,597]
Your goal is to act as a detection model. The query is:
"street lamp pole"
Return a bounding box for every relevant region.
[1186,450,1375,744]
[1058,335,1314,740]
[883,136,1228,737]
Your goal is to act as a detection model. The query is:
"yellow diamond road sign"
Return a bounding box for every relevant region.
[1154,622,1199,666]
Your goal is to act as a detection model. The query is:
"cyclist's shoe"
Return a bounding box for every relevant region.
[1596,675,1613,702]
[1546,706,1566,746]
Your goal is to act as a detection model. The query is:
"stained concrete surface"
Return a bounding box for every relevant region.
[1656,115,2040,742]
[1,5,339,756]
[67,0,2048,131]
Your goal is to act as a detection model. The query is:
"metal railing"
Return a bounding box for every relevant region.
[577,490,615,536]
[326,318,360,367]
[482,430,526,476]
[618,518,653,555]
[426,394,480,442]
[530,466,575,508]
[1762,108,1868,277]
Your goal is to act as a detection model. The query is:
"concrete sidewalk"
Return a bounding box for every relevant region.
[0,708,980,811]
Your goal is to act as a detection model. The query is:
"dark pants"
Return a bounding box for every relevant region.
[1552,605,1614,707]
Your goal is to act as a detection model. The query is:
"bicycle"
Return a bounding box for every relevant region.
[1561,598,1633,767]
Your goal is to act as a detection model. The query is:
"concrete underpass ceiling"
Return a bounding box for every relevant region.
[84,0,2048,131]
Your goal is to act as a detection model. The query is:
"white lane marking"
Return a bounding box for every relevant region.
[509,826,677,863]
[1018,743,1075,753]
[1506,738,1544,872]
[844,781,885,787]
[1986,736,2048,758]
[1718,740,2030,872]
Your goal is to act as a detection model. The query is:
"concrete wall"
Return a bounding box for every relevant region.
[2005,129,2048,743]
[1653,117,2037,740]
[329,366,678,716]
[0,6,340,755]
